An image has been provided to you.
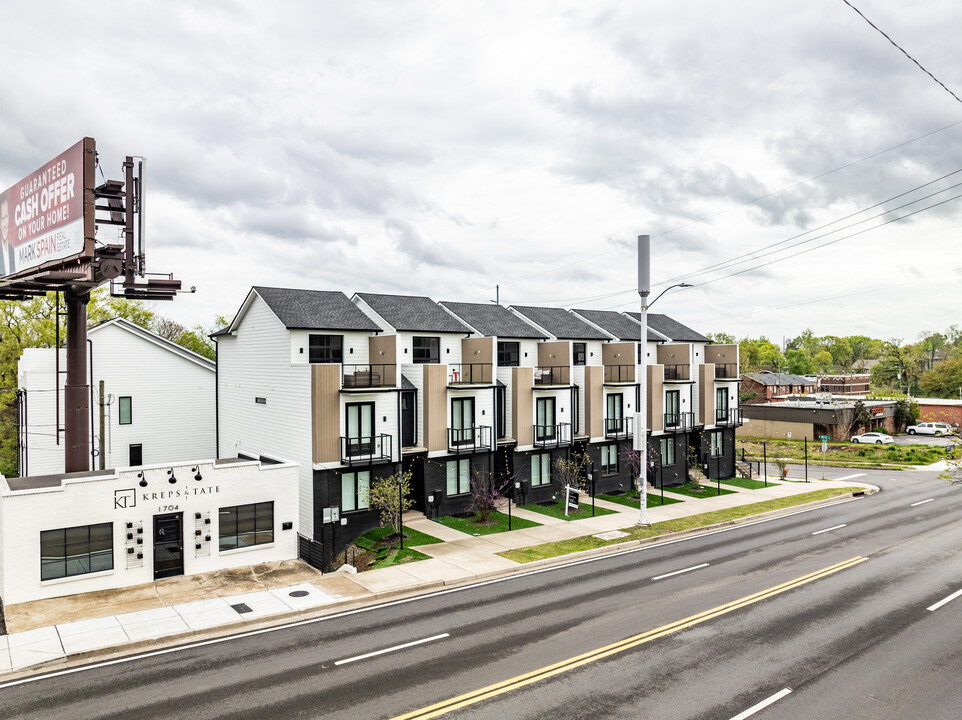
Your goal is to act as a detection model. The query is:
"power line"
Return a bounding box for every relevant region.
[842,0,962,107]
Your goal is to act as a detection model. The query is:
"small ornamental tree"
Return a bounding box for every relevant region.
[468,470,511,523]
[624,447,642,490]
[553,452,588,491]
[369,470,414,541]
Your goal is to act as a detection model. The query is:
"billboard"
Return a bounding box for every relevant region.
[0,138,93,281]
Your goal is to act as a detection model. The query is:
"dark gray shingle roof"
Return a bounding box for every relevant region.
[440,301,548,339]
[510,305,611,340]
[254,287,381,331]
[572,309,660,342]
[626,312,710,343]
[356,292,470,333]
[745,371,816,387]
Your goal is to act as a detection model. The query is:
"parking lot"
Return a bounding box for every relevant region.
[891,433,957,447]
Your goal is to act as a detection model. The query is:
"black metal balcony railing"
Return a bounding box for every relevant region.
[663,412,694,432]
[714,363,739,379]
[340,434,392,465]
[448,425,492,453]
[533,422,573,447]
[341,364,394,389]
[534,366,570,386]
[448,363,493,385]
[604,365,635,383]
[605,416,633,439]
[663,364,690,381]
[715,407,743,426]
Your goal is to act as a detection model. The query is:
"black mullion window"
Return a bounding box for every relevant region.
[413,337,440,363]
[309,334,343,363]
[573,343,586,366]
[497,341,520,367]
[40,522,113,580]
[219,502,274,551]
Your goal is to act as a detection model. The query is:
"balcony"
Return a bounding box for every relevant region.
[448,363,493,386]
[604,416,633,440]
[663,412,695,432]
[714,363,739,380]
[342,364,395,389]
[663,364,691,381]
[604,365,636,384]
[340,434,393,465]
[715,408,743,427]
[448,425,492,454]
[533,422,573,448]
[534,366,570,386]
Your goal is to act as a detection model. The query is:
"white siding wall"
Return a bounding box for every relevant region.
[519,340,539,366]
[405,365,425,449]
[572,366,586,434]
[217,296,314,536]
[18,348,66,476]
[585,341,604,365]
[341,392,400,462]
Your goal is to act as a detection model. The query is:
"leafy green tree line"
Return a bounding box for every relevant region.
[0,289,226,477]
[707,325,962,399]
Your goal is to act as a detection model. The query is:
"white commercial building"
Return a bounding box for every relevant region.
[18,317,216,476]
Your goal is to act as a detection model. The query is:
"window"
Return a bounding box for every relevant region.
[660,438,675,466]
[413,336,440,363]
[118,396,132,425]
[447,458,470,495]
[497,341,520,367]
[606,393,623,433]
[665,389,680,425]
[496,386,506,439]
[41,522,113,580]
[451,397,475,445]
[710,431,724,457]
[219,502,274,551]
[346,402,375,455]
[601,444,618,475]
[573,343,586,366]
[536,397,556,440]
[129,443,143,466]
[341,470,370,512]
[716,387,728,413]
[309,334,343,364]
[531,452,552,486]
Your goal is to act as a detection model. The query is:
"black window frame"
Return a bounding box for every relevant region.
[219,501,274,551]
[600,443,618,475]
[40,522,113,581]
[118,396,132,425]
[531,452,552,486]
[341,470,371,513]
[573,342,587,366]
[536,396,556,440]
[129,443,143,466]
[345,401,376,455]
[412,336,440,364]
[660,438,676,466]
[446,458,471,496]
[497,341,520,367]
[309,334,343,364]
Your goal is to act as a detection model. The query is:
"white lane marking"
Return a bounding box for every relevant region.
[0,497,863,691]
[651,563,710,581]
[832,473,867,482]
[927,589,962,612]
[910,498,934,507]
[334,633,449,666]
[729,688,793,720]
[811,524,847,536]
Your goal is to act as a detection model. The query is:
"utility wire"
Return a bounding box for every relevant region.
[842,0,962,106]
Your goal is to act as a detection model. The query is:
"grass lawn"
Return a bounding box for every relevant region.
[737,438,946,468]
[718,477,774,490]
[599,490,682,508]
[664,482,737,499]
[519,500,618,521]
[436,510,542,535]
[352,526,438,570]
[357,525,443,547]
[499,487,863,563]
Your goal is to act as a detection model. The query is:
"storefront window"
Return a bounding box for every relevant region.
[40,523,113,580]
[219,502,274,551]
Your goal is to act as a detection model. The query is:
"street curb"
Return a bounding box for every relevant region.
[0,485,877,679]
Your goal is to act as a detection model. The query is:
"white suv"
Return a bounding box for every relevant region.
[906,422,956,436]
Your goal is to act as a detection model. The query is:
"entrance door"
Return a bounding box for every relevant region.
[401,390,416,447]
[153,512,184,580]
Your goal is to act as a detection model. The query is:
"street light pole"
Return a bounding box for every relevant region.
[635,235,692,527]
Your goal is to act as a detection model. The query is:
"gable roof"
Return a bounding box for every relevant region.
[626,312,710,343]
[88,317,215,371]
[744,371,816,387]
[355,292,470,333]
[510,305,611,341]
[439,301,548,339]
[250,287,381,332]
[571,308,661,342]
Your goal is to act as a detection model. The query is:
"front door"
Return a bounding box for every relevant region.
[153,512,184,580]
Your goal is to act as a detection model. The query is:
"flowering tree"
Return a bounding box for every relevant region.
[469,470,512,523]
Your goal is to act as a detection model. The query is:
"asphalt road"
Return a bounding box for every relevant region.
[4,469,960,720]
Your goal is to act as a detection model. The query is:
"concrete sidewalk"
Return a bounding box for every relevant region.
[0,475,873,676]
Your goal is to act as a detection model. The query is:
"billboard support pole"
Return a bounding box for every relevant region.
[64,290,90,473]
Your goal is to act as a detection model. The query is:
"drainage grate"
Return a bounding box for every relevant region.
[231,603,253,614]
[289,590,309,598]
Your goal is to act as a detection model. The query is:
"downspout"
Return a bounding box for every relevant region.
[214,337,219,459]
[88,337,94,471]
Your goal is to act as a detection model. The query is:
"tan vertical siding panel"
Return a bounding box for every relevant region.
[312,365,341,463]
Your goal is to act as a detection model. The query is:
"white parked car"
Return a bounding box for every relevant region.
[851,432,894,444]
[906,422,955,436]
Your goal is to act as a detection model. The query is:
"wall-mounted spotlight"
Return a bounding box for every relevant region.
[138,471,147,488]
[168,468,177,484]
[192,466,203,481]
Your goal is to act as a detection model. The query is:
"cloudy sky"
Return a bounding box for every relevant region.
[2,1,960,345]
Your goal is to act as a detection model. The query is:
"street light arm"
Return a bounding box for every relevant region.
[643,282,693,310]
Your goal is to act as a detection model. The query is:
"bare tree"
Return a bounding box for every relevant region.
[468,470,511,523]
[369,470,414,540]
[553,452,588,491]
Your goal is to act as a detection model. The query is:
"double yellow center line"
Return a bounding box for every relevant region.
[391,556,868,720]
